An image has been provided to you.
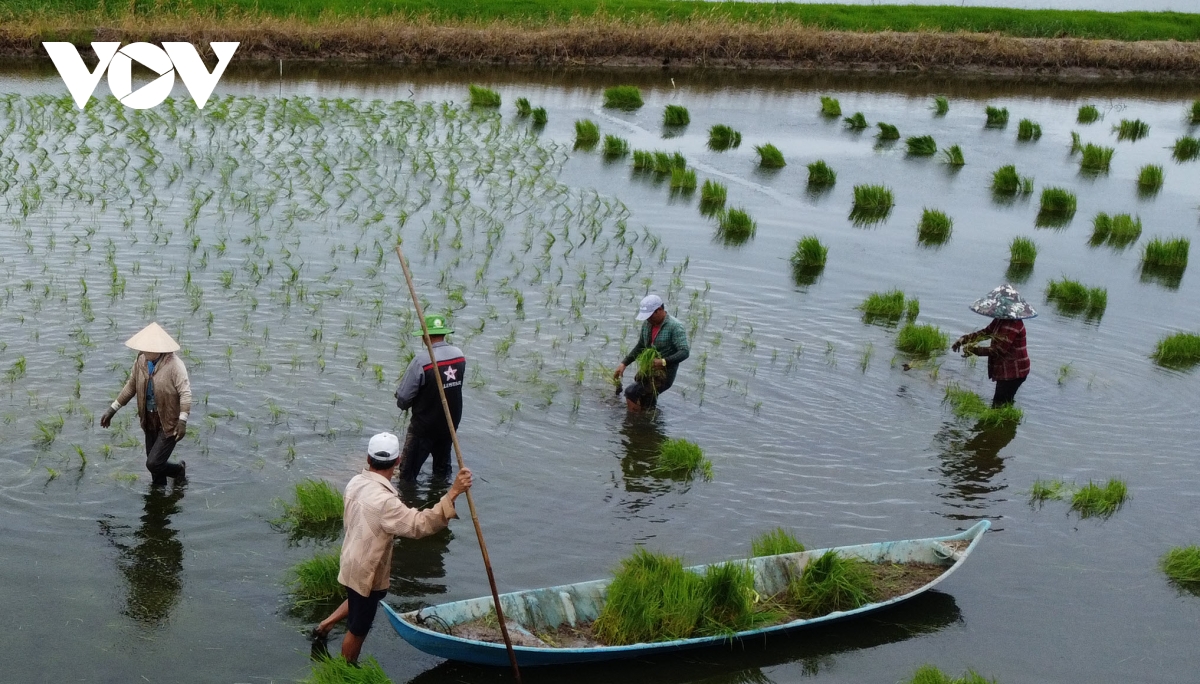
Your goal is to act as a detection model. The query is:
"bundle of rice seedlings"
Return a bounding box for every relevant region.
[604,86,643,110]
[941,145,965,166]
[843,112,868,130]
[787,551,876,618]
[718,208,757,243]
[1038,187,1077,217]
[904,665,996,684]
[697,562,759,635]
[1142,237,1190,270]
[1046,278,1106,318]
[895,323,949,357]
[852,184,894,211]
[1115,118,1150,141]
[1070,479,1128,518]
[933,96,950,115]
[515,97,531,117]
[302,656,393,684]
[1080,143,1114,172]
[287,549,344,605]
[1090,213,1142,248]
[634,347,663,385]
[790,236,828,270]
[750,528,805,557]
[1151,331,1200,369]
[670,167,697,192]
[755,143,786,168]
[991,165,1033,194]
[1137,164,1164,192]
[906,135,937,156]
[1192,99,1200,124]
[1009,237,1038,266]
[592,548,707,644]
[1160,546,1200,592]
[1029,478,1069,504]
[943,384,1024,427]
[531,107,547,126]
[468,84,500,108]
[603,135,629,159]
[574,119,600,149]
[858,289,906,322]
[985,106,1009,127]
[1017,119,1042,141]
[1173,136,1200,162]
[656,438,713,481]
[708,124,742,151]
[906,298,920,321]
[663,104,690,127]
[1077,104,1100,124]
[820,96,841,117]
[806,160,837,186]
[699,179,727,214]
[631,149,653,171]
[1070,131,1083,153]
[652,151,686,174]
[876,122,900,140]
[917,208,953,245]
[277,479,343,529]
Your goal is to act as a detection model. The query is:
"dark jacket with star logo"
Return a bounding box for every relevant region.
[395,341,466,438]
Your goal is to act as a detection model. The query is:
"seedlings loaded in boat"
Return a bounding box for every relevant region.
[751,528,805,557]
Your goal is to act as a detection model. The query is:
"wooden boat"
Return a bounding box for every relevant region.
[384,520,989,667]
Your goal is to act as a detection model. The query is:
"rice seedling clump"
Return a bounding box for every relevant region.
[604,85,643,110]
[302,656,393,684]
[670,167,697,192]
[1090,213,1141,248]
[515,97,531,116]
[942,145,965,166]
[697,562,761,635]
[1045,278,1107,318]
[1038,187,1077,219]
[531,107,547,125]
[655,438,713,481]
[708,124,742,151]
[603,134,629,159]
[807,160,837,186]
[1142,237,1190,270]
[844,112,868,130]
[468,84,500,108]
[1029,478,1069,504]
[896,323,949,357]
[918,208,953,245]
[1009,237,1038,266]
[820,96,842,117]
[852,184,894,211]
[904,665,996,684]
[1137,164,1164,191]
[1017,118,1042,141]
[1192,99,1200,124]
[1077,104,1100,123]
[1080,143,1114,172]
[592,549,706,644]
[790,236,828,270]
[857,289,914,324]
[631,149,653,170]
[277,479,343,529]
[755,143,786,168]
[991,165,1033,195]
[699,179,727,213]
[906,135,938,156]
[876,122,900,140]
[574,119,600,149]
[718,208,757,243]
[943,384,1024,427]
[1173,136,1200,162]
[287,549,344,605]
[985,106,1009,127]
[1160,546,1200,592]
[787,551,877,618]
[1151,331,1200,369]
[933,96,950,115]
[1115,118,1150,141]
[751,528,805,557]
[1070,479,1128,518]
[663,104,690,127]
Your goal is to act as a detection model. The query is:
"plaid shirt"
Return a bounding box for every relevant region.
[622,314,691,389]
[981,319,1030,381]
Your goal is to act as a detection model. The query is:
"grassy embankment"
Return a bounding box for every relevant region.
[3,2,1200,70]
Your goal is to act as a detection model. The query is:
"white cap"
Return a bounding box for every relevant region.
[367,432,401,462]
[636,294,664,321]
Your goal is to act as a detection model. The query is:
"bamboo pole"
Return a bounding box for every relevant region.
[395,245,523,683]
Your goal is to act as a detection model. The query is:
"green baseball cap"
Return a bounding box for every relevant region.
[413,313,453,336]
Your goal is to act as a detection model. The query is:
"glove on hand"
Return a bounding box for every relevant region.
[175,419,187,440]
[100,407,116,429]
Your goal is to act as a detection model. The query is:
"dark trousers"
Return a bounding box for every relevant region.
[397,427,453,482]
[992,377,1026,408]
[144,412,183,486]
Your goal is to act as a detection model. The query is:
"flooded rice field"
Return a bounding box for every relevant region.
[1,64,1198,683]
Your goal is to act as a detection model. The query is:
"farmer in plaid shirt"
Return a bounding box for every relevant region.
[952,284,1035,407]
[613,294,690,411]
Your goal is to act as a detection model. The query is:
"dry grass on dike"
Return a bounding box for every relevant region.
[2,14,1200,73]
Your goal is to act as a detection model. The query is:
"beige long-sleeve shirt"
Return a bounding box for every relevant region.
[113,352,191,436]
[337,469,458,597]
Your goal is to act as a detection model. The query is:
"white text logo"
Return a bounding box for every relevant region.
[43,42,239,110]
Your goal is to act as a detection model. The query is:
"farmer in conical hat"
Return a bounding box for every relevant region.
[951,284,1036,408]
[394,314,466,483]
[100,322,192,486]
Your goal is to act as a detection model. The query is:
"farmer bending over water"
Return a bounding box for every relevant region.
[951,283,1035,407]
[395,314,466,482]
[614,294,690,411]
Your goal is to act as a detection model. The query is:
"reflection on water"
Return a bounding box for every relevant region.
[611,410,673,511]
[406,591,962,684]
[934,421,1019,521]
[97,486,186,627]
[389,482,453,612]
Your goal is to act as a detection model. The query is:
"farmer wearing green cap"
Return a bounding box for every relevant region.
[394,314,466,482]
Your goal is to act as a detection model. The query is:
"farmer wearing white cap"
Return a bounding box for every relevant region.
[613,294,690,411]
[394,313,467,482]
[99,322,191,486]
[952,283,1036,407]
[311,431,472,664]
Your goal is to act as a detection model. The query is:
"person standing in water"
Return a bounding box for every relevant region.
[613,294,690,411]
[951,283,1036,407]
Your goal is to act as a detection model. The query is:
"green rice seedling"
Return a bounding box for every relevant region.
[755,143,786,168]
[876,122,900,140]
[301,656,392,684]
[896,323,949,357]
[632,149,654,170]
[603,135,630,159]
[1070,131,1083,153]
[1115,118,1150,141]
[1192,99,1200,124]
[918,208,953,245]
[604,86,644,110]
[1017,119,1042,141]
[1160,546,1200,592]
[1090,213,1142,248]
[941,145,965,166]
[276,479,343,535]
[652,151,687,175]
[467,84,500,108]
[635,347,663,387]
[670,167,697,192]
[718,208,757,243]
[852,184,894,211]
[751,528,805,557]
[1077,104,1100,124]
[697,561,759,635]
[700,179,727,214]
[906,298,920,321]
[858,289,907,322]
[1173,136,1200,162]
[707,124,742,151]
[287,549,344,605]
[1142,237,1190,270]
[806,160,837,186]
[820,96,841,117]
[1151,331,1200,369]
[904,665,996,684]
[1045,278,1106,318]
[1029,477,1069,504]
[787,550,876,618]
[906,135,937,156]
[991,165,1033,195]
[1080,143,1114,172]
[531,107,547,126]
[1038,187,1077,222]
[574,119,600,148]
[1070,479,1128,518]
[515,97,531,117]
[1137,164,1164,192]
[985,106,1009,127]
[592,548,706,644]
[790,236,828,270]
[1010,237,1038,266]
[663,105,690,127]
[943,384,1024,426]
[933,96,950,115]
[843,112,868,130]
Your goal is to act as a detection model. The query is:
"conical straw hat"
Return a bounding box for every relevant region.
[124,322,180,353]
[969,283,1037,320]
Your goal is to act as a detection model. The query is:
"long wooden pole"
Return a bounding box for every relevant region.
[395,245,523,683]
